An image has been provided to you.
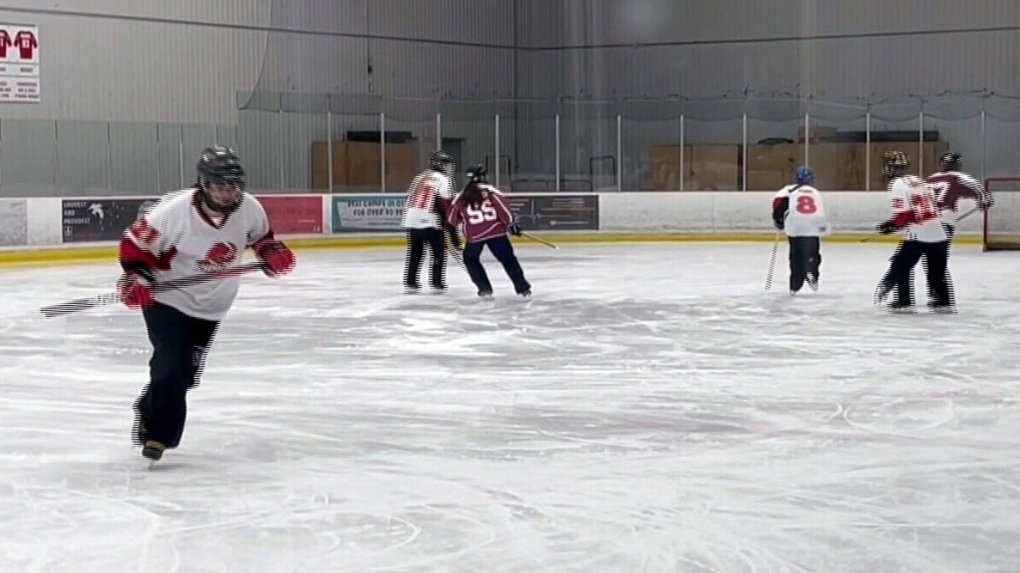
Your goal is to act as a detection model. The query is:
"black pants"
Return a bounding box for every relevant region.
[881,239,953,308]
[133,302,219,449]
[788,236,821,292]
[923,224,954,300]
[463,235,531,294]
[405,228,446,289]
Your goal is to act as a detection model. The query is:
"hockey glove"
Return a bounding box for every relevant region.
[117,272,154,310]
[876,220,898,235]
[508,221,522,237]
[773,217,785,231]
[253,238,296,277]
[980,196,995,210]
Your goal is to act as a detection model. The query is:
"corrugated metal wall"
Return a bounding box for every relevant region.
[0,0,517,194]
[512,0,1020,186]
[3,0,1019,196]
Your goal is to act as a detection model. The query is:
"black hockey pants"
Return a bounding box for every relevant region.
[463,235,531,294]
[881,239,953,308]
[405,228,447,289]
[134,302,219,449]
[788,236,821,292]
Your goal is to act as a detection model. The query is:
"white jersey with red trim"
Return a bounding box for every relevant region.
[401,170,454,229]
[888,176,947,243]
[774,184,829,237]
[124,189,271,320]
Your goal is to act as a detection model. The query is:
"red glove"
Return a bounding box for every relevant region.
[117,272,154,310]
[253,238,295,277]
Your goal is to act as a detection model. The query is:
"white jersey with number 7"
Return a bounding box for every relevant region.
[775,184,829,237]
[888,176,947,243]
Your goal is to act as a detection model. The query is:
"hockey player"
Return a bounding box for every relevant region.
[118,146,296,461]
[927,151,993,241]
[874,151,952,312]
[771,165,829,294]
[401,151,459,293]
[447,164,531,298]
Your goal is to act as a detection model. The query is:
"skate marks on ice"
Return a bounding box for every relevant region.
[1,245,1019,572]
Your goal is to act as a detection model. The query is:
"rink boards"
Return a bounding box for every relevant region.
[0,191,985,265]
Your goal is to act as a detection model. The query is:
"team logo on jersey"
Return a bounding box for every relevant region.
[197,242,238,272]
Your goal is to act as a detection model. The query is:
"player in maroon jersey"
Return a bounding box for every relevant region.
[927,152,993,241]
[447,164,531,298]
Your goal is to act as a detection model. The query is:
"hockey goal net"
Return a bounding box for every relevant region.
[983,177,1020,251]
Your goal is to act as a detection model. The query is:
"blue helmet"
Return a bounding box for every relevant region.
[795,165,814,185]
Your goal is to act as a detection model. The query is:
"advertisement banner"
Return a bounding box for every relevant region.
[0,24,40,102]
[255,195,323,235]
[62,198,157,243]
[503,194,599,231]
[0,198,28,246]
[331,194,406,233]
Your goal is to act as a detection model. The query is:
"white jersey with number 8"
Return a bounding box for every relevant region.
[889,176,947,243]
[775,184,829,237]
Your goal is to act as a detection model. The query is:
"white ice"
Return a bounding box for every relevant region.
[1,242,1019,573]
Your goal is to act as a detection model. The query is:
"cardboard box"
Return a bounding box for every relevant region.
[310,141,348,190]
[690,144,739,190]
[646,145,691,190]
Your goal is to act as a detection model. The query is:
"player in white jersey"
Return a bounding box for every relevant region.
[772,166,829,294]
[118,146,296,461]
[401,151,459,293]
[874,151,953,312]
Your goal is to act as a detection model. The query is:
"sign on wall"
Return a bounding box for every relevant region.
[331,194,406,233]
[0,199,28,246]
[0,24,40,103]
[330,193,600,233]
[255,195,324,235]
[62,198,157,243]
[503,194,600,231]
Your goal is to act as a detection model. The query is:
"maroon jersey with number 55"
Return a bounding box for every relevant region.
[447,185,515,243]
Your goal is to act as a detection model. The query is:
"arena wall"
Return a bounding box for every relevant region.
[0,191,984,265]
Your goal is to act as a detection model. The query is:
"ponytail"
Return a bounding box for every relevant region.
[455,182,484,210]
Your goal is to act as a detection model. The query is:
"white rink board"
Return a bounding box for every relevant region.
[2,191,986,250]
[0,245,1018,572]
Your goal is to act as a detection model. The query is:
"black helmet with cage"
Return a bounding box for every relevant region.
[938,152,962,172]
[428,151,454,174]
[465,163,488,183]
[881,150,910,181]
[196,146,245,214]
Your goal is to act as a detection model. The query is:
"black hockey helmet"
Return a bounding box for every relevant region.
[196,146,245,213]
[428,150,454,173]
[939,151,962,172]
[465,163,488,183]
[881,150,910,180]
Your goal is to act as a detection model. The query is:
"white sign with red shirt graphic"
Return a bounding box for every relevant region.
[0,24,40,103]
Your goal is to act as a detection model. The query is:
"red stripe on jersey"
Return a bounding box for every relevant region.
[891,211,914,229]
[119,236,175,270]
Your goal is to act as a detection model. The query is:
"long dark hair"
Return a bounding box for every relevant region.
[456,182,485,209]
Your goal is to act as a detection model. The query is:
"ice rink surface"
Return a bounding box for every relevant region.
[1,242,1019,573]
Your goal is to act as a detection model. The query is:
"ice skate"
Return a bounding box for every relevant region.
[519,290,532,299]
[404,284,421,295]
[807,273,819,292]
[887,302,916,314]
[142,440,165,461]
[133,419,148,446]
[477,289,493,298]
